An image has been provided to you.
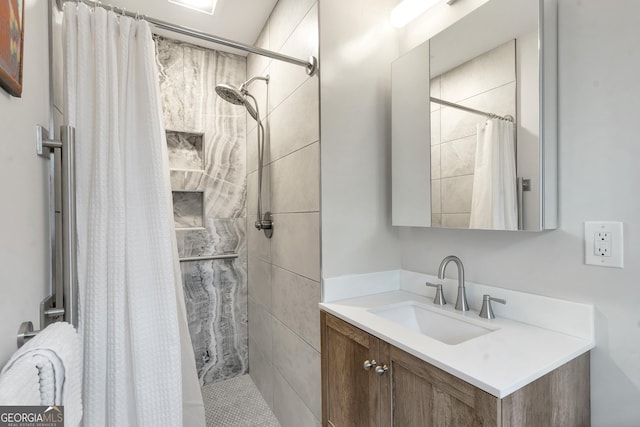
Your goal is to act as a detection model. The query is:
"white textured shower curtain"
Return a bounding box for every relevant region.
[63,4,205,426]
[469,119,518,230]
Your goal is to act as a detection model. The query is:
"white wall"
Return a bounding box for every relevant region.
[320,0,402,278]
[0,0,51,364]
[321,0,640,425]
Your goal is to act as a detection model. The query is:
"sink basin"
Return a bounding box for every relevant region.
[369,301,495,345]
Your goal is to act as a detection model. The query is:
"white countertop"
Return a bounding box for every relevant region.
[320,272,595,399]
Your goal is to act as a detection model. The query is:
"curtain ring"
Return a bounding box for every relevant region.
[135,11,140,20]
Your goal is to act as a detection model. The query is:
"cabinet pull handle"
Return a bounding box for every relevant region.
[363,359,377,370]
[375,365,389,375]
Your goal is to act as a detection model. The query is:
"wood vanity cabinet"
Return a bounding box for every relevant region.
[321,311,590,427]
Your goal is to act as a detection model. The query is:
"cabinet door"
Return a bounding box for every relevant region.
[379,341,499,427]
[322,312,380,427]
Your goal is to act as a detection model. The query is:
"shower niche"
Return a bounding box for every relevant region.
[391,0,558,231]
[166,130,205,171]
[168,130,206,230]
[172,191,205,229]
[157,35,249,385]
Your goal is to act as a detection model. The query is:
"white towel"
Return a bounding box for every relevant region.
[0,322,82,427]
[0,358,40,405]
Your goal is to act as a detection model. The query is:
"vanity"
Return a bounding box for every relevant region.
[319,271,594,427]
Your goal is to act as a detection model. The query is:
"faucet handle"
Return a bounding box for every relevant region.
[425,282,446,306]
[479,294,506,319]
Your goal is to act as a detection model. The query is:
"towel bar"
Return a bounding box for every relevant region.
[17,321,38,349]
[179,253,239,262]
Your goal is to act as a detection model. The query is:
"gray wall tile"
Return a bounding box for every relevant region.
[272,319,322,420]
[269,77,320,162]
[273,370,321,427]
[441,175,474,214]
[272,266,321,350]
[268,0,316,52]
[431,179,441,215]
[248,257,272,310]
[441,40,516,103]
[245,3,321,425]
[440,135,476,178]
[249,336,274,410]
[269,5,319,112]
[442,213,471,229]
[431,144,441,180]
[270,142,320,214]
[271,213,320,281]
[248,297,273,359]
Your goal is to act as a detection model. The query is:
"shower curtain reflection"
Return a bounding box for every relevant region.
[469,118,518,230]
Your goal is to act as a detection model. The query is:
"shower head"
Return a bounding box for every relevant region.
[215,75,269,121]
[215,83,258,121]
[215,84,244,105]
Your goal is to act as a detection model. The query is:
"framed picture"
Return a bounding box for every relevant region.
[0,0,24,97]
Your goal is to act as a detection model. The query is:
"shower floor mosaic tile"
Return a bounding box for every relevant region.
[202,374,280,427]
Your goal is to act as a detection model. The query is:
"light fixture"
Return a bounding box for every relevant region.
[168,0,218,15]
[390,0,457,28]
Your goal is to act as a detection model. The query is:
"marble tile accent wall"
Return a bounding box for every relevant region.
[430,40,516,229]
[245,2,322,426]
[155,35,248,385]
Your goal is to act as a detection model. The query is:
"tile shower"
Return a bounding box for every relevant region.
[155,36,248,385]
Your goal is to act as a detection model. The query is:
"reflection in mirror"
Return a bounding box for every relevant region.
[391,0,557,231]
[430,39,519,230]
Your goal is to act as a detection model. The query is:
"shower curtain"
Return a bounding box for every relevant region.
[469,118,518,230]
[62,4,205,426]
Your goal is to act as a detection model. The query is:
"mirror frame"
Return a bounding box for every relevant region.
[391,0,558,231]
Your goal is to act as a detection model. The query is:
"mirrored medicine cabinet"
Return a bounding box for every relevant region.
[391,0,558,231]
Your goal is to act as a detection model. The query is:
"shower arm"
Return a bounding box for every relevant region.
[240,76,270,93]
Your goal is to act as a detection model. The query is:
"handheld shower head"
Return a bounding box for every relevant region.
[215,75,272,238]
[214,84,244,105]
[215,83,258,120]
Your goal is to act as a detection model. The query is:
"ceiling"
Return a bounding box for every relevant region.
[99,0,278,55]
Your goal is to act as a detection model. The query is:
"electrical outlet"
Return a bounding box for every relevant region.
[594,232,611,257]
[585,222,624,268]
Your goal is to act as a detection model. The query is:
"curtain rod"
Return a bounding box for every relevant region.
[56,0,319,76]
[430,97,514,122]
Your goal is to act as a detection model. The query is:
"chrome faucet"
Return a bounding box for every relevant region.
[438,255,470,312]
